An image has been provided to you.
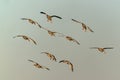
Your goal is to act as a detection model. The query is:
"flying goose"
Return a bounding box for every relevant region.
[21,18,42,28]
[65,36,80,45]
[47,30,57,36]
[71,19,94,32]
[13,35,37,45]
[40,12,62,23]
[59,60,74,72]
[90,47,114,53]
[41,52,57,62]
[40,27,63,37]
[28,59,50,70]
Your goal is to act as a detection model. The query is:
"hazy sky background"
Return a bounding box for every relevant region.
[0,0,120,80]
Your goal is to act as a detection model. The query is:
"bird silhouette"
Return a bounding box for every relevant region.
[90,47,114,54]
[40,12,62,23]
[41,52,57,62]
[13,35,37,45]
[28,59,50,70]
[71,19,94,32]
[21,18,42,28]
[59,60,74,72]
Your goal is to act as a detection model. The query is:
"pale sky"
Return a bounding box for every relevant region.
[0,0,120,80]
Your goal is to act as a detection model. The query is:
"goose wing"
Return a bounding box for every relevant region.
[65,36,80,45]
[71,19,82,24]
[69,63,74,72]
[42,66,50,70]
[29,38,37,45]
[87,26,94,32]
[13,35,25,38]
[40,12,46,14]
[28,59,37,64]
[103,47,114,49]
[21,18,29,20]
[51,15,62,19]
[59,60,65,63]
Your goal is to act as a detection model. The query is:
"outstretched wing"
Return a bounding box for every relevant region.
[40,12,46,14]
[104,47,114,49]
[87,26,94,32]
[41,52,49,54]
[21,18,28,20]
[28,59,36,63]
[36,22,42,28]
[59,60,70,63]
[42,66,50,70]
[69,63,74,72]
[72,39,80,45]
[51,15,62,19]
[13,35,25,38]
[29,38,37,45]
[71,19,82,24]
[65,36,80,45]
[59,60,65,63]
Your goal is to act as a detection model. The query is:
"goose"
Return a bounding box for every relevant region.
[28,59,50,70]
[65,36,80,45]
[41,27,62,37]
[40,12,62,23]
[72,19,94,32]
[59,60,74,72]
[47,30,57,36]
[41,52,57,62]
[13,35,37,45]
[21,18,42,28]
[90,47,114,53]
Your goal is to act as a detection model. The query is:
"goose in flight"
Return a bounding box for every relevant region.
[54,32,80,45]
[40,12,62,23]
[59,60,74,72]
[21,18,42,28]
[41,52,57,62]
[13,35,37,45]
[71,19,94,32]
[90,47,114,54]
[46,30,57,37]
[28,59,50,70]
[65,36,80,45]
[41,27,64,37]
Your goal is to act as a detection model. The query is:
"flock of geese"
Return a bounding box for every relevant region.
[13,11,114,72]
